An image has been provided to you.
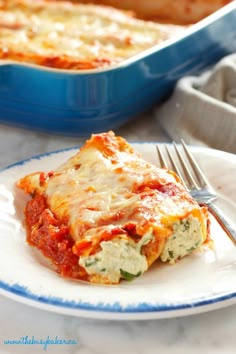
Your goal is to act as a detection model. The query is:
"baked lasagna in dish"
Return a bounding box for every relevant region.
[17,131,210,284]
[78,0,232,24]
[0,0,185,70]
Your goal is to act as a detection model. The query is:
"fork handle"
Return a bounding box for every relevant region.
[206,201,236,246]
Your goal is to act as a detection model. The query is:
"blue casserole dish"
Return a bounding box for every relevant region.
[0,1,236,136]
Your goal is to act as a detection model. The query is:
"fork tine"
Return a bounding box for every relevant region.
[180,139,209,188]
[173,141,200,190]
[164,144,189,190]
[156,145,168,168]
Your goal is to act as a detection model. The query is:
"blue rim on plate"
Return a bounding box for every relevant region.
[0,2,236,136]
[0,278,235,314]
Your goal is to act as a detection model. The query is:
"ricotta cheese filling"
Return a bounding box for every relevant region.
[80,216,203,282]
[160,216,204,263]
[79,231,153,283]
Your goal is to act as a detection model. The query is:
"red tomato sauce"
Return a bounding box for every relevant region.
[24,195,88,280]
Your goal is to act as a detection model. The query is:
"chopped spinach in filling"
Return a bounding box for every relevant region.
[160,216,204,263]
[79,231,153,283]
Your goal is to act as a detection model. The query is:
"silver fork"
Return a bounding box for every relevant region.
[156,140,236,246]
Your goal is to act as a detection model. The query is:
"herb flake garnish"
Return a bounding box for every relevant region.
[85,258,98,267]
[120,269,141,281]
[168,250,174,259]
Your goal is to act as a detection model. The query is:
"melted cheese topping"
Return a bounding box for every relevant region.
[17,131,207,243]
[0,0,185,70]
[79,0,231,24]
[48,148,168,238]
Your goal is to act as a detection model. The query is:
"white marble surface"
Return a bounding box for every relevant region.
[0,114,236,354]
[0,110,168,168]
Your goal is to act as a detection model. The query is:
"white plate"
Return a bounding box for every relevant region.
[0,143,236,320]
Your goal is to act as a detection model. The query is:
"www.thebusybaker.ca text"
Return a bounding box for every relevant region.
[3,335,78,350]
